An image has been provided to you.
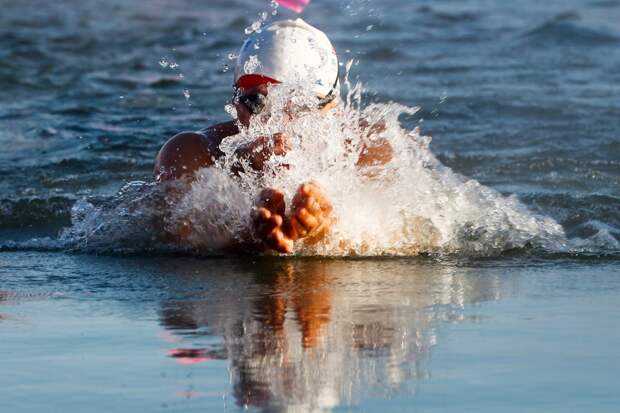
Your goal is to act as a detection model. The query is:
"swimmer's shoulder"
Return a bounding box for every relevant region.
[154,121,239,181]
[157,120,239,162]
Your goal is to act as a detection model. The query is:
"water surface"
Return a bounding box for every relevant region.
[2,254,619,412]
[1,0,620,411]
[1,0,618,252]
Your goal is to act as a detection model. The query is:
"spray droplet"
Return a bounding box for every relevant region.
[183,89,191,100]
[243,55,261,74]
[224,103,237,118]
[439,91,448,104]
[245,21,262,35]
[169,62,179,69]
[365,25,374,31]
[228,53,237,61]
[159,58,169,68]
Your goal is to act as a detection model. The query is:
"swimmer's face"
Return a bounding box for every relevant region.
[233,83,337,128]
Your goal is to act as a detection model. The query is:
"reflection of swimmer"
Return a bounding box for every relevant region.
[160,261,334,409]
[158,261,513,411]
[153,19,392,254]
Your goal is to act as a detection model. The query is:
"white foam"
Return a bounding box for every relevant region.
[171,79,568,256]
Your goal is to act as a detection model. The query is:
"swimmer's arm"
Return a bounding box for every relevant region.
[356,138,393,167]
[151,122,288,252]
[232,132,290,173]
[355,119,394,167]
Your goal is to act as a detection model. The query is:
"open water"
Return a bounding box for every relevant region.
[1,0,619,411]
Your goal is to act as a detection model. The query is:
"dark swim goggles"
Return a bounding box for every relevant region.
[234,90,268,115]
[233,71,340,116]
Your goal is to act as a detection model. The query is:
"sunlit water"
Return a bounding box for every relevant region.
[1,0,620,411]
[2,254,619,412]
[0,0,618,256]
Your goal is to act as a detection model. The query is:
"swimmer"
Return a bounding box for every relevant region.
[154,19,392,253]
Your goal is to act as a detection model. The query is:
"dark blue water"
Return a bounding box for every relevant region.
[1,0,619,250]
[1,0,620,411]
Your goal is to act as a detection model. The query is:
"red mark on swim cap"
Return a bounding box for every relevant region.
[236,74,281,89]
[276,0,310,13]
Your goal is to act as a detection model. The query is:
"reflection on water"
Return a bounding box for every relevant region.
[158,260,515,411]
[0,291,10,321]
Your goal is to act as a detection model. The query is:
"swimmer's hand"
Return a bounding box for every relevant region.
[234,133,290,172]
[286,183,333,244]
[252,188,294,254]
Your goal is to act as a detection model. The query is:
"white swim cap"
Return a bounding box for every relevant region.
[234,18,339,98]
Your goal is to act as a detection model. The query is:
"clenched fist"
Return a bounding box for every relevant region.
[252,183,333,254]
[252,188,294,253]
[286,182,333,244]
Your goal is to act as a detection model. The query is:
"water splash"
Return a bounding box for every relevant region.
[55,73,583,256]
[215,78,567,256]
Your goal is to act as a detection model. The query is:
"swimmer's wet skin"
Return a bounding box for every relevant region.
[154,19,391,254]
